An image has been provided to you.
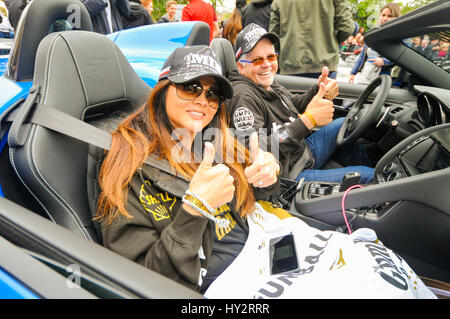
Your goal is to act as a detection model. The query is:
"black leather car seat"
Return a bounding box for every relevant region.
[210,38,237,77]
[6,0,93,82]
[8,31,151,243]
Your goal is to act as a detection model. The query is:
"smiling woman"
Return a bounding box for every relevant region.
[165,77,221,141]
[96,45,281,291]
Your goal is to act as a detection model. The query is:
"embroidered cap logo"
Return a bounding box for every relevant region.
[181,49,222,80]
[243,25,266,51]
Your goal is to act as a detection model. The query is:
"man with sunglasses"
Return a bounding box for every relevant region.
[228,23,374,184]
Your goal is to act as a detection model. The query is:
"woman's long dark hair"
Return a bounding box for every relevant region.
[97,79,255,225]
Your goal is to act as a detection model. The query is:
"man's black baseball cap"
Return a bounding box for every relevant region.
[234,23,279,61]
[159,45,233,99]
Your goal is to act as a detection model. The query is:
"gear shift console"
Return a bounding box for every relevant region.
[340,172,361,191]
[305,182,340,198]
[298,172,363,201]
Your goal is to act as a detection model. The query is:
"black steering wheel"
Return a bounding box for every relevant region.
[336,75,392,147]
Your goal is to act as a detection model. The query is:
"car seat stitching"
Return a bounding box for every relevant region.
[59,33,90,107]
[28,126,91,241]
[111,43,127,100]
[42,35,60,105]
[35,34,93,240]
[9,147,56,223]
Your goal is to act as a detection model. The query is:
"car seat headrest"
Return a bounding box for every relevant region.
[210,38,238,77]
[33,30,151,120]
[7,0,93,82]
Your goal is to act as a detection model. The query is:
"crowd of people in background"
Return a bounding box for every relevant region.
[340,33,449,85]
[348,2,401,84]
[121,0,153,29]
[1,0,449,81]
[221,0,245,46]
[410,35,449,61]
[337,2,449,84]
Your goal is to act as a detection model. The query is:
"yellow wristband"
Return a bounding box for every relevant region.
[184,194,208,212]
[302,111,316,128]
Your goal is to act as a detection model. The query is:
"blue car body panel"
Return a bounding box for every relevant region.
[0,78,32,197]
[0,267,40,299]
[0,77,32,116]
[0,22,196,107]
[108,22,196,87]
[0,58,7,76]
[0,22,197,198]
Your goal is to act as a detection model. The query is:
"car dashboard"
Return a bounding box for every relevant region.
[377,127,450,183]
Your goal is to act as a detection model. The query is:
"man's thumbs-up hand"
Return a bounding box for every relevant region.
[245,132,279,188]
[317,66,330,85]
[301,82,334,128]
[317,66,339,100]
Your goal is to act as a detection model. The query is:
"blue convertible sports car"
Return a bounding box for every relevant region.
[0,0,449,299]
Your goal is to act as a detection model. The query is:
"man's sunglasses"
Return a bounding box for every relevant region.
[173,82,223,109]
[239,53,278,66]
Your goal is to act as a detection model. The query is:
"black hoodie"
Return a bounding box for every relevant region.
[241,0,272,30]
[227,71,319,179]
[82,0,130,34]
[121,0,153,29]
[101,153,281,291]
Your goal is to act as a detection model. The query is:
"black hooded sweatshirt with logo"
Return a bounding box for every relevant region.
[101,160,280,292]
[227,70,319,179]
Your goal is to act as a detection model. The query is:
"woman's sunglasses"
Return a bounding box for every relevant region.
[173,82,223,109]
[239,53,278,66]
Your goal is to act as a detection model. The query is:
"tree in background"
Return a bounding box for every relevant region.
[348,0,437,30]
[151,0,436,29]
[400,0,437,13]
